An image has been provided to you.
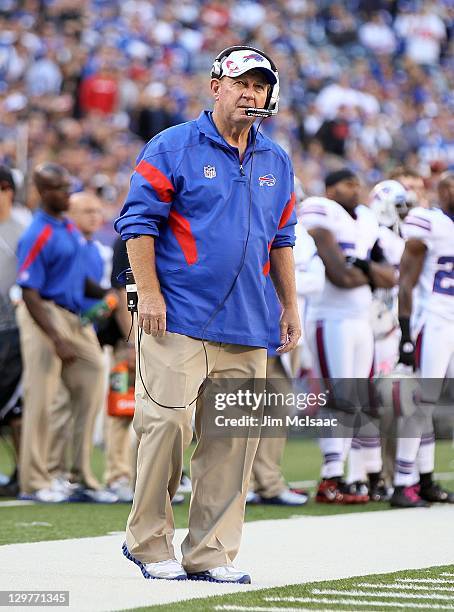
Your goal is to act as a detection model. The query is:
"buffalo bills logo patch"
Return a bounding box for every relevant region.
[259,174,276,187]
[243,53,264,63]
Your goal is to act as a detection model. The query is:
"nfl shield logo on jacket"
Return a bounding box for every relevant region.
[204,165,216,179]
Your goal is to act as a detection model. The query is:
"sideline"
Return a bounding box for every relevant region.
[0,507,453,611]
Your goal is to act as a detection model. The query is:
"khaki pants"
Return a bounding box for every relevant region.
[105,414,137,486]
[17,302,105,494]
[47,382,72,479]
[47,378,102,489]
[125,332,266,572]
[249,356,288,498]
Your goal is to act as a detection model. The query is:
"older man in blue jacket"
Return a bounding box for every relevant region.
[115,46,300,583]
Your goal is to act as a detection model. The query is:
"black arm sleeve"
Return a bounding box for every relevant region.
[111,237,130,289]
[370,239,386,263]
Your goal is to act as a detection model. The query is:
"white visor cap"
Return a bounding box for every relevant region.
[219,50,277,85]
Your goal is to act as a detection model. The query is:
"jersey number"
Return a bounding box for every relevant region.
[433,256,454,296]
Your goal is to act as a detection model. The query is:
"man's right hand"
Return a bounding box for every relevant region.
[138,291,167,337]
[53,337,78,364]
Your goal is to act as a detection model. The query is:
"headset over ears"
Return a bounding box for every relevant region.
[211,46,280,116]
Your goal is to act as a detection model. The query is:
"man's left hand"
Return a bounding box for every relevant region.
[277,306,301,354]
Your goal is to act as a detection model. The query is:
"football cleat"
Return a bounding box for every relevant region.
[390,485,430,508]
[419,482,454,504]
[369,478,391,502]
[315,479,368,504]
[343,481,370,503]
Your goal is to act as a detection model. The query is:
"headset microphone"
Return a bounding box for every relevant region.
[245,107,277,118]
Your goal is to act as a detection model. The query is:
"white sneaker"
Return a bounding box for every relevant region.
[108,477,134,502]
[122,542,187,580]
[246,490,260,504]
[261,488,308,506]
[51,477,80,496]
[144,559,187,580]
[188,565,251,583]
[177,473,192,494]
[171,493,185,505]
[68,487,119,503]
[19,488,68,503]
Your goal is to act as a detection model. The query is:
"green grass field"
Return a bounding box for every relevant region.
[0,438,453,546]
[131,564,454,611]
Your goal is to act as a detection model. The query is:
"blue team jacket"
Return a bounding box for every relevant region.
[17,209,87,314]
[114,110,296,348]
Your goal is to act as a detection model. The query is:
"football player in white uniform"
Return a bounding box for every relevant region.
[301,169,396,503]
[391,171,454,507]
[369,180,407,374]
[345,180,408,500]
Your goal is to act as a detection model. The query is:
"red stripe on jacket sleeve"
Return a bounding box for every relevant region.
[278,192,296,229]
[168,210,198,265]
[19,225,53,273]
[135,159,174,203]
[262,240,273,276]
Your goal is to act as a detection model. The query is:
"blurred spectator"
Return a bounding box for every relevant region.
[0,164,30,497]
[79,61,119,116]
[315,106,351,157]
[395,4,447,66]
[359,12,397,56]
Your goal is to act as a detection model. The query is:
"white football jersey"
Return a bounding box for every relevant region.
[301,198,379,320]
[294,222,325,299]
[403,207,454,322]
[377,225,404,266]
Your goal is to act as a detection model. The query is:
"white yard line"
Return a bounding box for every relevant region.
[441,573,454,577]
[0,506,453,611]
[396,578,454,584]
[0,500,35,507]
[310,588,453,600]
[357,582,454,592]
[215,607,335,612]
[433,472,454,481]
[265,597,454,609]
[215,607,324,612]
[288,480,317,488]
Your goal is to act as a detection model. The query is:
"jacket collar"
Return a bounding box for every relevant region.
[196,110,271,152]
[36,208,78,232]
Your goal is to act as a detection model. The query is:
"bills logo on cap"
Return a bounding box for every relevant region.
[259,174,276,187]
[243,53,264,63]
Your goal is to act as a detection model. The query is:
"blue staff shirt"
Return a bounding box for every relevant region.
[17,209,87,314]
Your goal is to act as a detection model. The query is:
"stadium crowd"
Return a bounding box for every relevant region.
[0,1,453,510]
[0,0,453,225]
